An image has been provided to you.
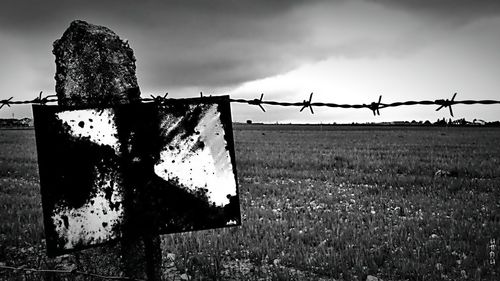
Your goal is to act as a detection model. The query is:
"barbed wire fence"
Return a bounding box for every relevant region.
[1,91,500,280]
[2,91,500,118]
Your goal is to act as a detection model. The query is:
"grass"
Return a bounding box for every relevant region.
[1,125,499,280]
[0,129,42,248]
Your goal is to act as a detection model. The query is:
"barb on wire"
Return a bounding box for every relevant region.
[368,95,382,116]
[248,93,266,112]
[300,93,314,114]
[149,92,169,105]
[33,91,44,104]
[435,92,457,117]
[32,91,58,105]
[0,97,13,109]
[2,91,500,117]
[0,264,145,281]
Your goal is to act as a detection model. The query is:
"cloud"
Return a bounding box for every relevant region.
[120,1,331,89]
[0,0,309,34]
[2,0,500,103]
[1,0,330,90]
[368,0,500,25]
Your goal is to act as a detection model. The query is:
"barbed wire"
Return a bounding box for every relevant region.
[0,92,58,109]
[228,92,500,117]
[2,91,500,117]
[0,264,145,280]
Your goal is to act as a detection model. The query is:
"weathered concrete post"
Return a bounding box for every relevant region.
[52,20,161,280]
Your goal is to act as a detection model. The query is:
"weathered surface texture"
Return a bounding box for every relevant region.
[51,20,160,281]
[53,20,140,107]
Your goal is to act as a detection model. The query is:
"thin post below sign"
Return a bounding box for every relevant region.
[33,96,241,256]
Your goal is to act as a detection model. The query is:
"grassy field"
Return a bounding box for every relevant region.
[0,125,499,280]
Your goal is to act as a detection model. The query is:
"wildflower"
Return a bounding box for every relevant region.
[166,253,176,261]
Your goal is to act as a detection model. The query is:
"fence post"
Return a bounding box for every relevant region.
[52,20,162,281]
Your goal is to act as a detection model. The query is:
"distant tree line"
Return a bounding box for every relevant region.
[242,118,500,126]
[430,118,499,126]
[4,117,495,128]
[0,118,32,128]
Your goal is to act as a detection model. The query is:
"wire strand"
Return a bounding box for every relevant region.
[1,92,500,117]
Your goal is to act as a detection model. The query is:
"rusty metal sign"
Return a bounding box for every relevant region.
[33,96,240,256]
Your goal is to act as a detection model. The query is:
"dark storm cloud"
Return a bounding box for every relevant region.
[369,0,500,25]
[104,0,500,90]
[1,0,500,92]
[0,0,308,33]
[102,0,332,88]
[0,0,331,89]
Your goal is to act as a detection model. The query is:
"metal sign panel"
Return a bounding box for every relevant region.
[33,96,240,256]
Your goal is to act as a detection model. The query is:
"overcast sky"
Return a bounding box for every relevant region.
[1,0,500,123]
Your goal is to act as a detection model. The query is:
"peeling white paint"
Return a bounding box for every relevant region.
[51,169,123,250]
[52,108,123,249]
[56,109,120,154]
[44,103,237,251]
[155,104,237,206]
